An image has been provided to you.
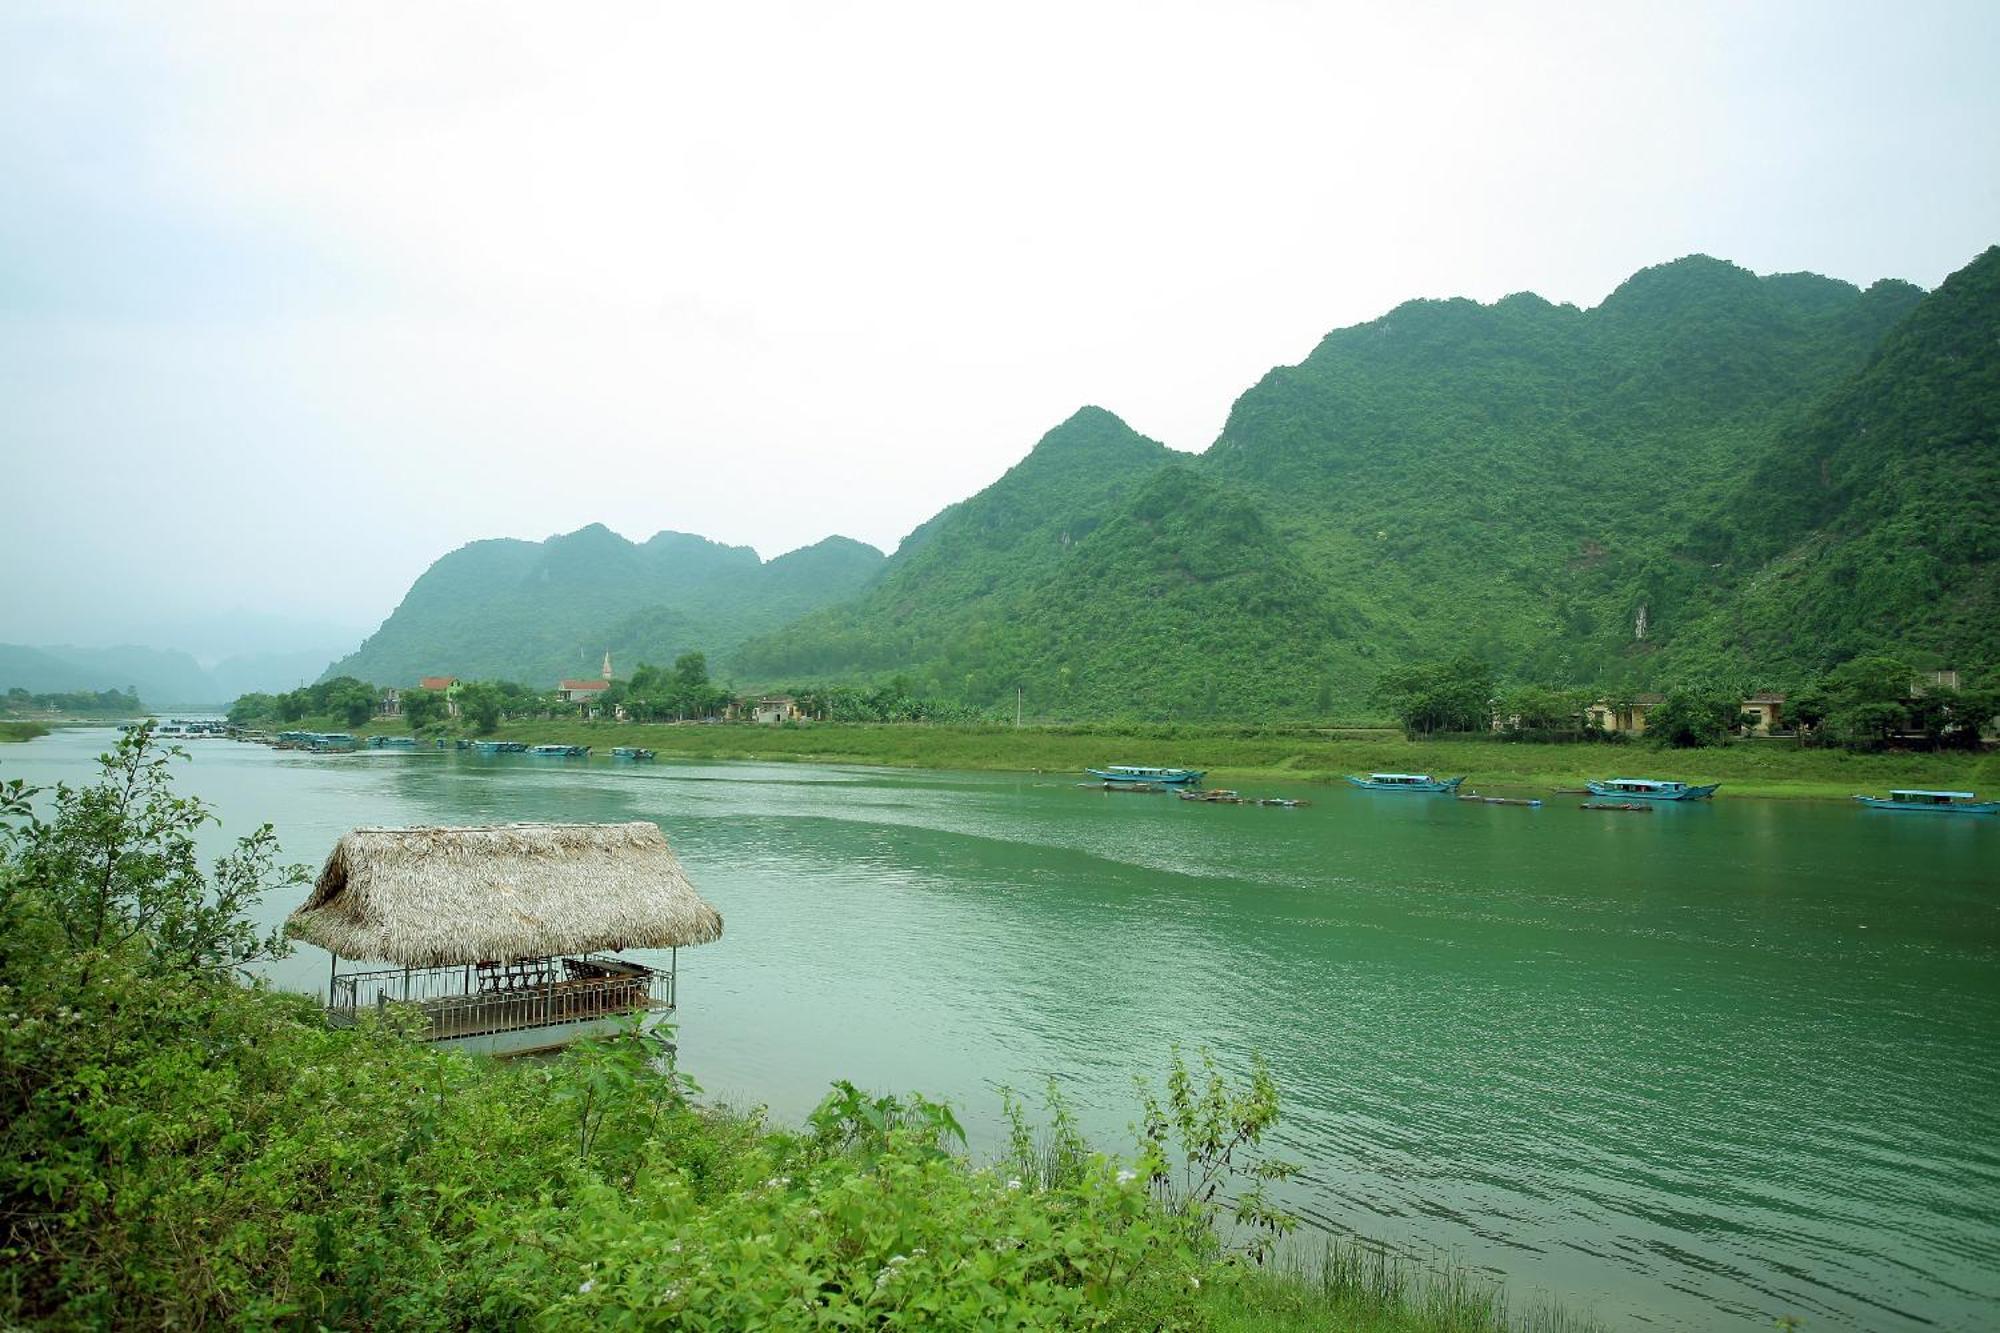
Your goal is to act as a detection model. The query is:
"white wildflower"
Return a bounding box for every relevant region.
[1006,1178,1023,1190]
[578,1279,595,1294]
[1116,1168,1138,1185]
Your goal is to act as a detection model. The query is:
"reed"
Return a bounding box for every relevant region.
[1211,1236,1609,1333]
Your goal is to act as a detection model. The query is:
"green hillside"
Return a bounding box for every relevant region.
[334,249,1994,718]
[731,407,1180,679]
[325,527,884,687]
[727,252,1987,716]
[1667,246,2000,677]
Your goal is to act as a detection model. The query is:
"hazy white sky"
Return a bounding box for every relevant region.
[3,0,1996,649]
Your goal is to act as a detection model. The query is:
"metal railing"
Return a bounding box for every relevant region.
[328,954,673,1041]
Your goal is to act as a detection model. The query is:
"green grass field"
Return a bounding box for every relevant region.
[461,719,1996,801]
[0,720,52,743]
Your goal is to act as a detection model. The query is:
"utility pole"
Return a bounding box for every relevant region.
[1015,685,1022,728]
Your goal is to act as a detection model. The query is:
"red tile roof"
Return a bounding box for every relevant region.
[560,679,610,692]
[419,676,457,690]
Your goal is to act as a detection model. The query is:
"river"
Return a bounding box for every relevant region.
[4,727,1996,1330]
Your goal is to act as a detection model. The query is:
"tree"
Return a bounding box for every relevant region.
[402,687,446,732]
[1643,687,1740,748]
[1370,655,1496,738]
[457,682,504,734]
[1821,655,1913,750]
[1496,684,1594,740]
[8,723,303,986]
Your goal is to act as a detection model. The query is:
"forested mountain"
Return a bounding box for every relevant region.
[335,248,1994,717]
[1668,246,2000,676]
[729,251,1990,716]
[324,527,885,687]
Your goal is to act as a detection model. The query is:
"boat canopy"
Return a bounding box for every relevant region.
[1889,790,1976,800]
[1370,773,1433,782]
[1606,779,1678,789]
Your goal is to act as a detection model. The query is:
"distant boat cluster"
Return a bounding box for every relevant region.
[1079,765,1995,818]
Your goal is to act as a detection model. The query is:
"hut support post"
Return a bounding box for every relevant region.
[327,952,337,1006]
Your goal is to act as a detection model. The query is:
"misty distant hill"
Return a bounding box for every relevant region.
[0,643,218,707]
[323,528,886,687]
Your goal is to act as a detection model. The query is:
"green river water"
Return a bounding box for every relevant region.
[5,728,1997,1330]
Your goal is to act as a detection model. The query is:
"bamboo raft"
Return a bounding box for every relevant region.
[1580,802,1651,813]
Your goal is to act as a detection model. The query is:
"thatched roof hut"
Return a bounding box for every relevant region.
[287,822,723,967]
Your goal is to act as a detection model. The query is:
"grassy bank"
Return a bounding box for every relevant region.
[468,719,1997,801]
[0,720,51,742]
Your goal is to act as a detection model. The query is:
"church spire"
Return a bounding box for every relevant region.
[601,650,613,681]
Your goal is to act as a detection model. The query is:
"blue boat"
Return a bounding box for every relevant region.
[1585,778,1719,801]
[1854,789,1998,815]
[529,744,590,757]
[367,735,418,749]
[611,747,655,761]
[1085,765,1205,786]
[1346,772,1465,793]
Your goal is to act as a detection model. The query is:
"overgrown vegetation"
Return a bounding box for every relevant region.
[2,687,142,717]
[0,726,1605,1330]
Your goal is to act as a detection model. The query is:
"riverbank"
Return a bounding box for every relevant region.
[464,719,1997,801]
[2,753,1601,1333]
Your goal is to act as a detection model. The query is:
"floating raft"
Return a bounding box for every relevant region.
[1456,794,1543,807]
[1581,802,1651,813]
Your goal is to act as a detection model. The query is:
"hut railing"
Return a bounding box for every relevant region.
[327,953,674,1040]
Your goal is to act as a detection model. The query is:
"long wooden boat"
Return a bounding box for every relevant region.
[1585,778,1719,801]
[610,747,655,761]
[1346,772,1465,793]
[1085,765,1205,786]
[1177,789,1244,803]
[1853,789,1998,814]
[529,744,591,757]
[1581,802,1651,813]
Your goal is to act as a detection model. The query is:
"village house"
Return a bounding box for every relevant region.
[558,678,610,707]
[1585,693,1664,735]
[375,687,402,718]
[750,694,801,725]
[1740,692,1787,735]
[419,676,461,717]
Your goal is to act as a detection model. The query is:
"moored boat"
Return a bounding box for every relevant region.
[1085,765,1205,786]
[1346,773,1465,793]
[1853,789,1998,814]
[610,747,655,761]
[528,743,590,757]
[1585,778,1719,801]
[1176,788,1244,803]
[1581,802,1651,813]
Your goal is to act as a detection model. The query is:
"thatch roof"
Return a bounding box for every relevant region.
[287,822,723,967]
